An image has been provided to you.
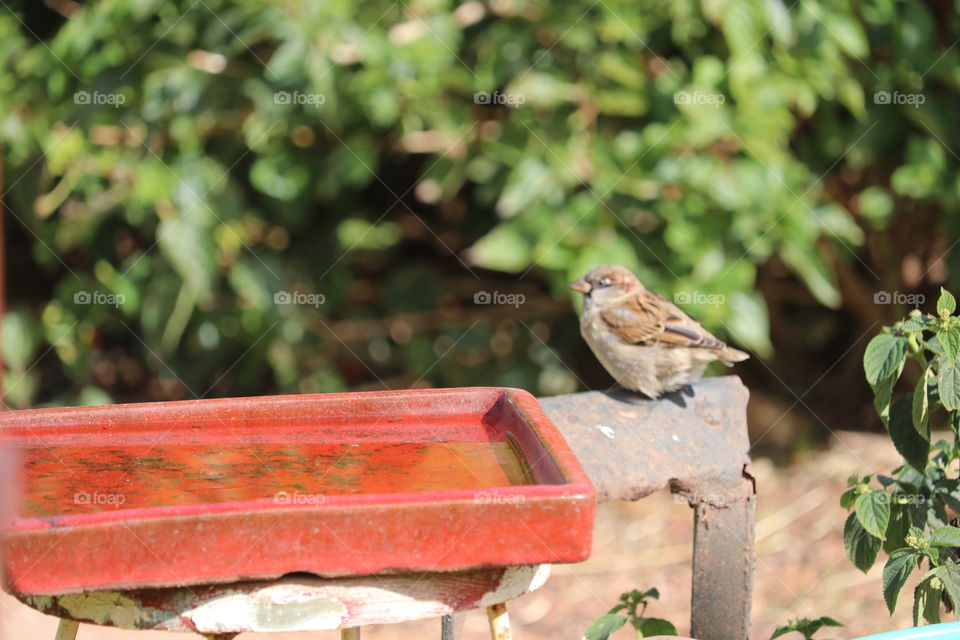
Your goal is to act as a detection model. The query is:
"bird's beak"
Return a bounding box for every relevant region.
[569,279,591,294]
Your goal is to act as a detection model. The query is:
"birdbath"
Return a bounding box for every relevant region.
[1,379,754,640]
[1,387,594,639]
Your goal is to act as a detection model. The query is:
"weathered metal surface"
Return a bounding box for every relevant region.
[1,388,594,594]
[17,565,550,633]
[441,612,466,639]
[540,376,754,640]
[539,376,751,504]
[691,491,755,640]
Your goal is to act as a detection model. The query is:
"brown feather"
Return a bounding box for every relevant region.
[600,288,729,350]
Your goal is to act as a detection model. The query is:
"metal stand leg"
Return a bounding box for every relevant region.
[55,620,79,640]
[486,603,511,640]
[690,479,756,640]
[341,628,361,640]
[441,612,466,639]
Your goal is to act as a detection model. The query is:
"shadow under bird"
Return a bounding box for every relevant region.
[569,264,749,398]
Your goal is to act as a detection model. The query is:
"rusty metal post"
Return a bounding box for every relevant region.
[540,377,754,640]
[690,475,756,640]
[441,613,465,639]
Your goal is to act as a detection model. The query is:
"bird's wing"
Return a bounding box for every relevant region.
[599,290,728,349]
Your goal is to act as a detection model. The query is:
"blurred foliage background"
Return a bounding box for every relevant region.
[1,0,957,449]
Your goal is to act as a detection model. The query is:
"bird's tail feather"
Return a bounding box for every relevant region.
[720,347,750,364]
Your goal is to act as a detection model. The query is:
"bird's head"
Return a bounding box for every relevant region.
[569,264,642,307]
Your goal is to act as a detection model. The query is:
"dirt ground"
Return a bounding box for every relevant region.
[0,431,920,640]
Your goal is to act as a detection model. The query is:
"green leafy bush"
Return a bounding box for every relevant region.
[846,289,960,624]
[1,1,958,405]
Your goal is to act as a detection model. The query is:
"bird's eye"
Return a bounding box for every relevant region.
[598,277,611,287]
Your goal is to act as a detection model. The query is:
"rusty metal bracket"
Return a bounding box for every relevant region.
[539,376,755,640]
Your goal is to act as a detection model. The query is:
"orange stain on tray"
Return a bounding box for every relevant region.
[19,439,532,517]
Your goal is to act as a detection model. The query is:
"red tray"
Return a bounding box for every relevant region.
[1,387,595,595]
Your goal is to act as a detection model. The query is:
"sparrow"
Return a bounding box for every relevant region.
[569,264,749,398]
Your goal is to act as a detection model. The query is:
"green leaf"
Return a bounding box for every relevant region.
[761,0,794,45]
[250,153,310,200]
[856,490,891,538]
[858,186,894,227]
[770,617,842,640]
[840,487,857,510]
[899,315,934,333]
[938,328,960,363]
[637,588,660,601]
[938,288,957,315]
[584,614,628,640]
[781,243,840,308]
[944,488,960,514]
[336,219,402,251]
[931,526,960,547]
[883,503,912,554]
[157,212,216,299]
[938,358,960,411]
[888,395,931,471]
[864,334,907,387]
[836,76,865,120]
[913,573,942,626]
[636,618,677,637]
[844,512,882,572]
[827,12,869,58]
[726,291,774,357]
[873,370,898,425]
[1,311,38,371]
[467,224,532,273]
[913,367,931,438]
[495,158,557,219]
[936,563,960,611]
[882,549,919,613]
[769,624,792,639]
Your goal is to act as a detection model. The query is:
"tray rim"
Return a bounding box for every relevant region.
[3,386,595,531]
[0,386,533,424]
